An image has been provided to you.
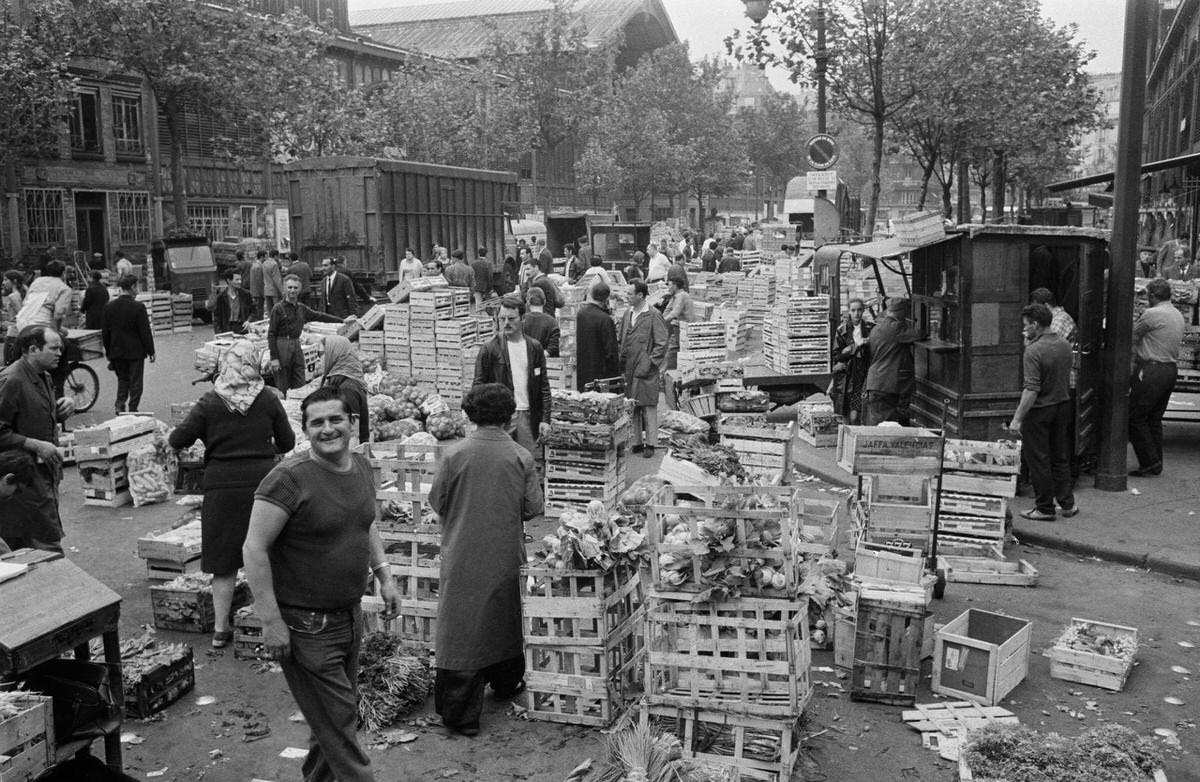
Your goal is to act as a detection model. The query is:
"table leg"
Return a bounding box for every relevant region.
[101,629,123,771]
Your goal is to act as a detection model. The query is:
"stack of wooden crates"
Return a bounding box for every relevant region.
[75,415,160,508]
[641,485,834,781]
[762,294,831,375]
[543,391,630,518]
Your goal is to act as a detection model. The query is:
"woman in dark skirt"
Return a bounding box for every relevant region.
[169,339,295,647]
[320,335,369,443]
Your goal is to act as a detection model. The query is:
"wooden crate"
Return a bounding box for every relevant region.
[942,439,1021,475]
[78,456,129,495]
[124,646,195,718]
[150,581,252,633]
[679,393,717,419]
[1047,618,1137,692]
[939,492,1007,519]
[644,597,811,718]
[853,541,925,585]
[145,557,203,582]
[933,609,1032,705]
[137,519,203,565]
[938,514,1005,540]
[850,588,927,706]
[74,415,159,459]
[232,606,271,661]
[663,484,840,557]
[0,694,53,782]
[837,425,942,475]
[939,556,1038,587]
[657,452,722,486]
[522,564,644,726]
[935,533,1004,560]
[941,472,1017,498]
[833,602,857,670]
[640,703,802,782]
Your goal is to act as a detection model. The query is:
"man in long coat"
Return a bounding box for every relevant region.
[429,383,543,736]
[576,280,619,391]
[618,280,668,458]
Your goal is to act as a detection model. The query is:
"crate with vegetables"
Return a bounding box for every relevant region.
[1048,618,1138,692]
[150,573,252,633]
[522,500,648,726]
[640,702,804,782]
[120,635,195,717]
[958,724,1167,782]
[718,420,794,482]
[0,691,54,782]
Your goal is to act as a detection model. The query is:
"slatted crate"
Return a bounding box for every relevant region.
[357,331,385,355]
[942,438,1021,475]
[409,289,455,320]
[644,597,812,718]
[938,514,1005,539]
[124,646,195,718]
[837,425,943,475]
[720,421,794,481]
[850,586,927,706]
[1048,618,1137,692]
[852,541,925,586]
[0,693,53,782]
[679,321,728,351]
[863,474,935,530]
[434,316,477,349]
[940,471,1017,498]
[232,606,271,661]
[797,400,841,447]
[150,581,252,633]
[662,485,840,557]
[74,415,159,460]
[521,564,645,726]
[641,703,802,782]
[79,456,131,508]
[935,533,1004,560]
[137,519,204,578]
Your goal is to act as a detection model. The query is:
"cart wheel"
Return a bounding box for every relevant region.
[933,568,947,600]
[66,362,99,413]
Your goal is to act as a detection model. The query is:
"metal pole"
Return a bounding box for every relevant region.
[1095,0,1151,492]
[815,0,827,134]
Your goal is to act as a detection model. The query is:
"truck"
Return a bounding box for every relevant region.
[544,213,653,270]
[152,235,219,323]
[284,156,520,293]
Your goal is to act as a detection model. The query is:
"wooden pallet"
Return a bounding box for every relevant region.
[641,703,802,782]
[902,701,1018,761]
[939,557,1037,586]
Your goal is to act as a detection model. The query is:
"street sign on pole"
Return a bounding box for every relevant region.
[806,170,838,192]
[806,134,839,170]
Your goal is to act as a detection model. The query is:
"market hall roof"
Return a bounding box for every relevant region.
[350,0,679,66]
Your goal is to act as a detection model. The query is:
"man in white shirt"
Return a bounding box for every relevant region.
[646,243,671,283]
[472,295,551,461]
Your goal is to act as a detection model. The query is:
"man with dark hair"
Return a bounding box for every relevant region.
[320,258,357,320]
[102,274,156,414]
[576,280,618,391]
[80,270,109,330]
[429,382,542,736]
[470,247,494,308]
[243,385,399,782]
[444,249,475,290]
[0,325,73,552]
[21,259,71,332]
[1029,287,1077,343]
[863,298,923,425]
[528,264,563,319]
[535,237,554,276]
[211,267,255,334]
[522,287,560,358]
[1128,278,1185,476]
[618,280,668,457]
[1008,303,1076,520]
[473,295,551,459]
[288,252,313,305]
[269,275,348,396]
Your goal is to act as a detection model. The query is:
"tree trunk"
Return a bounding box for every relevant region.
[991,149,1006,223]
[164,101,189,230]
[865,112,885,239]
[916,155,936,212]
[957,159,970,223]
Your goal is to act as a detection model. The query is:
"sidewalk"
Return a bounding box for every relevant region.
[790,422,1200,582]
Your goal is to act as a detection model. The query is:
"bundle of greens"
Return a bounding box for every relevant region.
[355,633,432,733]
[671,441,746,481]
[962,724,1163,782]
[584,724,732,782]
[532,500,647,572]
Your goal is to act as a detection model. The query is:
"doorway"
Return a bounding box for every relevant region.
[74,191,108,268]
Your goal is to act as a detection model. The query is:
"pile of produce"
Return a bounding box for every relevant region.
[160,571,246,592]
[670,441,746,481]
[531,500,647,572]
[380,498,438,526]
[551,389,626,423]
[659,410,710,437]
[618,475,668,512]
[355,632,431,732]
[961,724,1162,782]
[581,724,731,782]
[1054,621,1137,662]
[717,389,770,413]
[367,373,459,441]
[115,631,191,698]
[802,556,851,644]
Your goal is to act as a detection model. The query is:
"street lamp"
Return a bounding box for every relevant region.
[740,0,828,133]
[742,0,771,22]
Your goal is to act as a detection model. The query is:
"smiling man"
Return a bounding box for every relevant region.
[243,386,399,782]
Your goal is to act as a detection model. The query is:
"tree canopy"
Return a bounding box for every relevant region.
[0,2,75,173]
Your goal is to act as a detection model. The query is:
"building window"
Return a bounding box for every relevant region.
[240,206,257,238]
[187,205,229,242]
[118,191,151,244]
[112,94,143,155]
[70,89,102,154]
[24,188,66,245]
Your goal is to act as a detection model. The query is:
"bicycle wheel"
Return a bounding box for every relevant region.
[66,362,100,413]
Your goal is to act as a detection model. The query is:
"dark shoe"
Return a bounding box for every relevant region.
[1019,508,1056,522]
[211,630,233,649]
[630,444,645,454]
[642,446,656,459]
[1059,505,1079,518]
[1129,464,1162,477]
[491,680,526,700]
[444,720,479,737]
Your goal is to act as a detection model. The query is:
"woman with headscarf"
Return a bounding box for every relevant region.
[169,339,295,648]
[320,335,369,442]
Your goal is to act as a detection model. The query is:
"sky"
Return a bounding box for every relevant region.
[346,0,1127,80]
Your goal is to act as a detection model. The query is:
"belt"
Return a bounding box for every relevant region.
[1137,359,1175,365]
[278,602,356,615]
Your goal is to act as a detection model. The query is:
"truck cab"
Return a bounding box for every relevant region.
[159,236,218,323]
[545,213,652,271]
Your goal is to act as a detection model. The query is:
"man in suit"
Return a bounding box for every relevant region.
[522,287,560,357]
[863,297,924,426]
[575,280,618,391]
[535,237,554,275]
[102,274,155,414]
[320,257,357,319]
[210,267,256,334]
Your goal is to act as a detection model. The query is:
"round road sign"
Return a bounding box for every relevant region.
[806,133,839,170]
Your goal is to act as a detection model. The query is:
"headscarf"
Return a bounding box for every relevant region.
[213,339,265,415]
[322,335,364,384]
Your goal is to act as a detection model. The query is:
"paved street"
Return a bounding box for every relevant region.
[43,328,1200,781]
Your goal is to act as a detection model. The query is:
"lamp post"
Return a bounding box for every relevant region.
[741,0,828,133]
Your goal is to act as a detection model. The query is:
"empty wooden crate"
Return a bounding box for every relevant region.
[933,609,1032,705]
[850,587,926,706]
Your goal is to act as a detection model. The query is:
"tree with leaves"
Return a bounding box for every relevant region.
[73,0,335,229]
[729,0,926,238]
[483,0,616,214]
[0,3,75,177]
[736,93,810,218]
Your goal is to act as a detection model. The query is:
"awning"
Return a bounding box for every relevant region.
[822,235,949,260]
[1047,151,1200,192]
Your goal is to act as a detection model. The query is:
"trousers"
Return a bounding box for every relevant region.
[1020,401,1074,515]
[279,604,373,782]
[863,391,900,425]
[0,463,63,551]
[1128,361,1177,470]
[434,655,525,730]
[275,338,307,395]
[111,358,145,412]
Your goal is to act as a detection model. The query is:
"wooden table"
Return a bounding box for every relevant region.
[0,549,124,771]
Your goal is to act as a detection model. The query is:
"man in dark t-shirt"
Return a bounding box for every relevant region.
[243,387,399,782]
